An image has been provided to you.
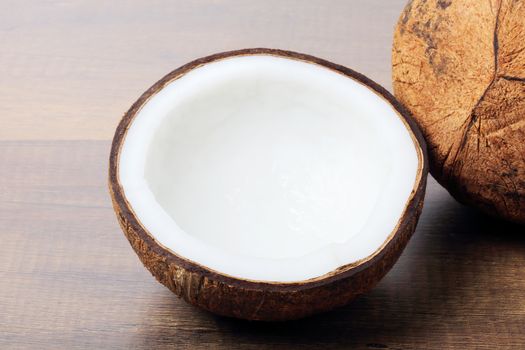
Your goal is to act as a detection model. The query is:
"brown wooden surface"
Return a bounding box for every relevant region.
[1,1,524,349]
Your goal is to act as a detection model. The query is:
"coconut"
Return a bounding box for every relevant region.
[393,0,525,224]
[109,49,428,321]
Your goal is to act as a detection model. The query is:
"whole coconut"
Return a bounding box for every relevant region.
[393,0,525,224]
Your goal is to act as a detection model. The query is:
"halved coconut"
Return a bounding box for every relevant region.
[109,48,428,321]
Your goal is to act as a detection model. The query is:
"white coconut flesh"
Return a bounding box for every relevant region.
[119,55,420,283]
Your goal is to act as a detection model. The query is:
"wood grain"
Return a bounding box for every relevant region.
[0,0,405,140]
[1,1,524,349]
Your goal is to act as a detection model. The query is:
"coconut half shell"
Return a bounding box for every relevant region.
[393,0,525,224]
[109,48,428,321]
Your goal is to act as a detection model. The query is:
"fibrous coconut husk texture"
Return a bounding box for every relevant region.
[393,0,525,224]
[109,49,428,321]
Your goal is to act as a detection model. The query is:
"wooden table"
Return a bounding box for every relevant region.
[1,1,524,349]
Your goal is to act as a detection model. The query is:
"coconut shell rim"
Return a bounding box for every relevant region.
[108,48,429,291]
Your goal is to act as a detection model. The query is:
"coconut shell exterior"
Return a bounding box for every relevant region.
[109,48,428,321]
[393,0,525,224]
